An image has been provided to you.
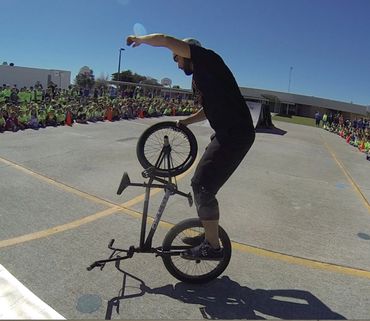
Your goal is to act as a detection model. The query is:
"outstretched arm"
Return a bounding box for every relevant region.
[126,33,191,58]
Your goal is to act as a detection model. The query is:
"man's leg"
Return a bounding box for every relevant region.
[182,138,245,259]
[201,219,219,249]
[191,182,220,246]
[181,183,224,260]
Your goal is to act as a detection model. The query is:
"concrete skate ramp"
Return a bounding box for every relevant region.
[246,101,262,128]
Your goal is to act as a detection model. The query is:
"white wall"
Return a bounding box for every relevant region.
[0,65,71,89]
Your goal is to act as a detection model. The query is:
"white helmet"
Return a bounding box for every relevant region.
[182,38,202,47]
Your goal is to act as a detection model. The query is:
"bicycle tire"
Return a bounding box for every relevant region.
[162,218,232,284]
[136,122,197,177]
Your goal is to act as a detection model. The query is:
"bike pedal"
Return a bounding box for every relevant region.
[142,167,154,178]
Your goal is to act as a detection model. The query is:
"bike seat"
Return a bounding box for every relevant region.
[117,172,131,195]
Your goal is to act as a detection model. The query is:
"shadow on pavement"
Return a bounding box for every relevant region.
[105,269,345,320]
[105,270,145,320]
[256,126,287,136]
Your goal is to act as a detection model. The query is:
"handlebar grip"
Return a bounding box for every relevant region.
[87,263,97,271]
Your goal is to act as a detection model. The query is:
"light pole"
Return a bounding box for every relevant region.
[117,48,125,81]
[288,66,293,93]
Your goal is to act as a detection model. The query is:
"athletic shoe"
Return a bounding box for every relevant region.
[181,240,224,261]
[182,233,205,246]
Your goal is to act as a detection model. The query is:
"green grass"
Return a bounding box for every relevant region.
[272,115,316,127]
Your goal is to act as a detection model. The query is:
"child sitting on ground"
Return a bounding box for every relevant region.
[5,110,19,132]
[76,106,87,124]
[18,109,30,130]
[28,109,39,129]
[0,109,5,132]
[46,108,57,127]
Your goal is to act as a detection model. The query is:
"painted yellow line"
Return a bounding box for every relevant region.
[0,206,121,249]
[0,199,164,249]
[2,161,370,281]
[0,155,198,249]
[0,198,161,249]
[320,134,370,213]
[109,204,370,280]
[232,241,370,280]
[115,205,370,280]
[0,156,117,208]
[3,149,370,280]
[0,155,195,210]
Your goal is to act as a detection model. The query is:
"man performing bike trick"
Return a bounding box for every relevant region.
[126,33,255,261]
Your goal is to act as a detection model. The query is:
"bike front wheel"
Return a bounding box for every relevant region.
[136,121,198,177]
[162,218,232,284]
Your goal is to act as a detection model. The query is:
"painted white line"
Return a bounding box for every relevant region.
[0,264,65,319]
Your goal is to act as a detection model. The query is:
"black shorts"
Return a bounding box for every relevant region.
[191,132,255,195]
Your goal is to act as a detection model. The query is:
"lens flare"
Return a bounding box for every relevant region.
[133,23,147,36]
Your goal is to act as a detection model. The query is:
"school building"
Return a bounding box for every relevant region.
[239,87,369,120]
[0,65,71,90]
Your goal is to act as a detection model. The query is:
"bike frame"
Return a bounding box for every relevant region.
[87,144,193,272]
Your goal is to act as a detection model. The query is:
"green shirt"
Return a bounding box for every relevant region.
[3,89,11,98]
[18,91,27,103]
[19,113,30,123]
[38,111,46,121]
[57,112,66,122]
[365,142,370,151]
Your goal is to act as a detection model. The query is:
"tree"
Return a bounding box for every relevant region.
[95,72,109,93]
[112,69,144,83]
[141,77,162,86]
[74,67,95,89]
[112,69,161,86]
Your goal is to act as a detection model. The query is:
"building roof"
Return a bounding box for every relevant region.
[240,87,368,116]
[0,64,70,74]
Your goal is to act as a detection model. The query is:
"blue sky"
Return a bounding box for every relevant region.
[1,0,369,105]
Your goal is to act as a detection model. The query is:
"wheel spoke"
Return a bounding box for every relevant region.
[167,225,225,278]
[139,123,196,175]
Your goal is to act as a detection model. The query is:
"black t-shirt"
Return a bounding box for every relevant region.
[190,45,255,142]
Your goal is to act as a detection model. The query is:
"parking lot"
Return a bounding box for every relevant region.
[1,117,370,319]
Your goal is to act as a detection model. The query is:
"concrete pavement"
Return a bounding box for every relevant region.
[0,117,370,319]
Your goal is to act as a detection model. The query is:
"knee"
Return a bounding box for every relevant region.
[191,182,219,220]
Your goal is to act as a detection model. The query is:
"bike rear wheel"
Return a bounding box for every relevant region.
[162,218,232,284]
[136,121,197,177]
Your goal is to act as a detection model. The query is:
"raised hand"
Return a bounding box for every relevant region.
[126,35,143,47]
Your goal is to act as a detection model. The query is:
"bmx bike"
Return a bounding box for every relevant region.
[88,121,232,284]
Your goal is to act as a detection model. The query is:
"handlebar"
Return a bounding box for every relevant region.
[87,262,104,271]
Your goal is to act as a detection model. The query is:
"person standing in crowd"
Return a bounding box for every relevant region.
[322,112,328,129]
[314,111,321,127]
[126,33,255,261]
